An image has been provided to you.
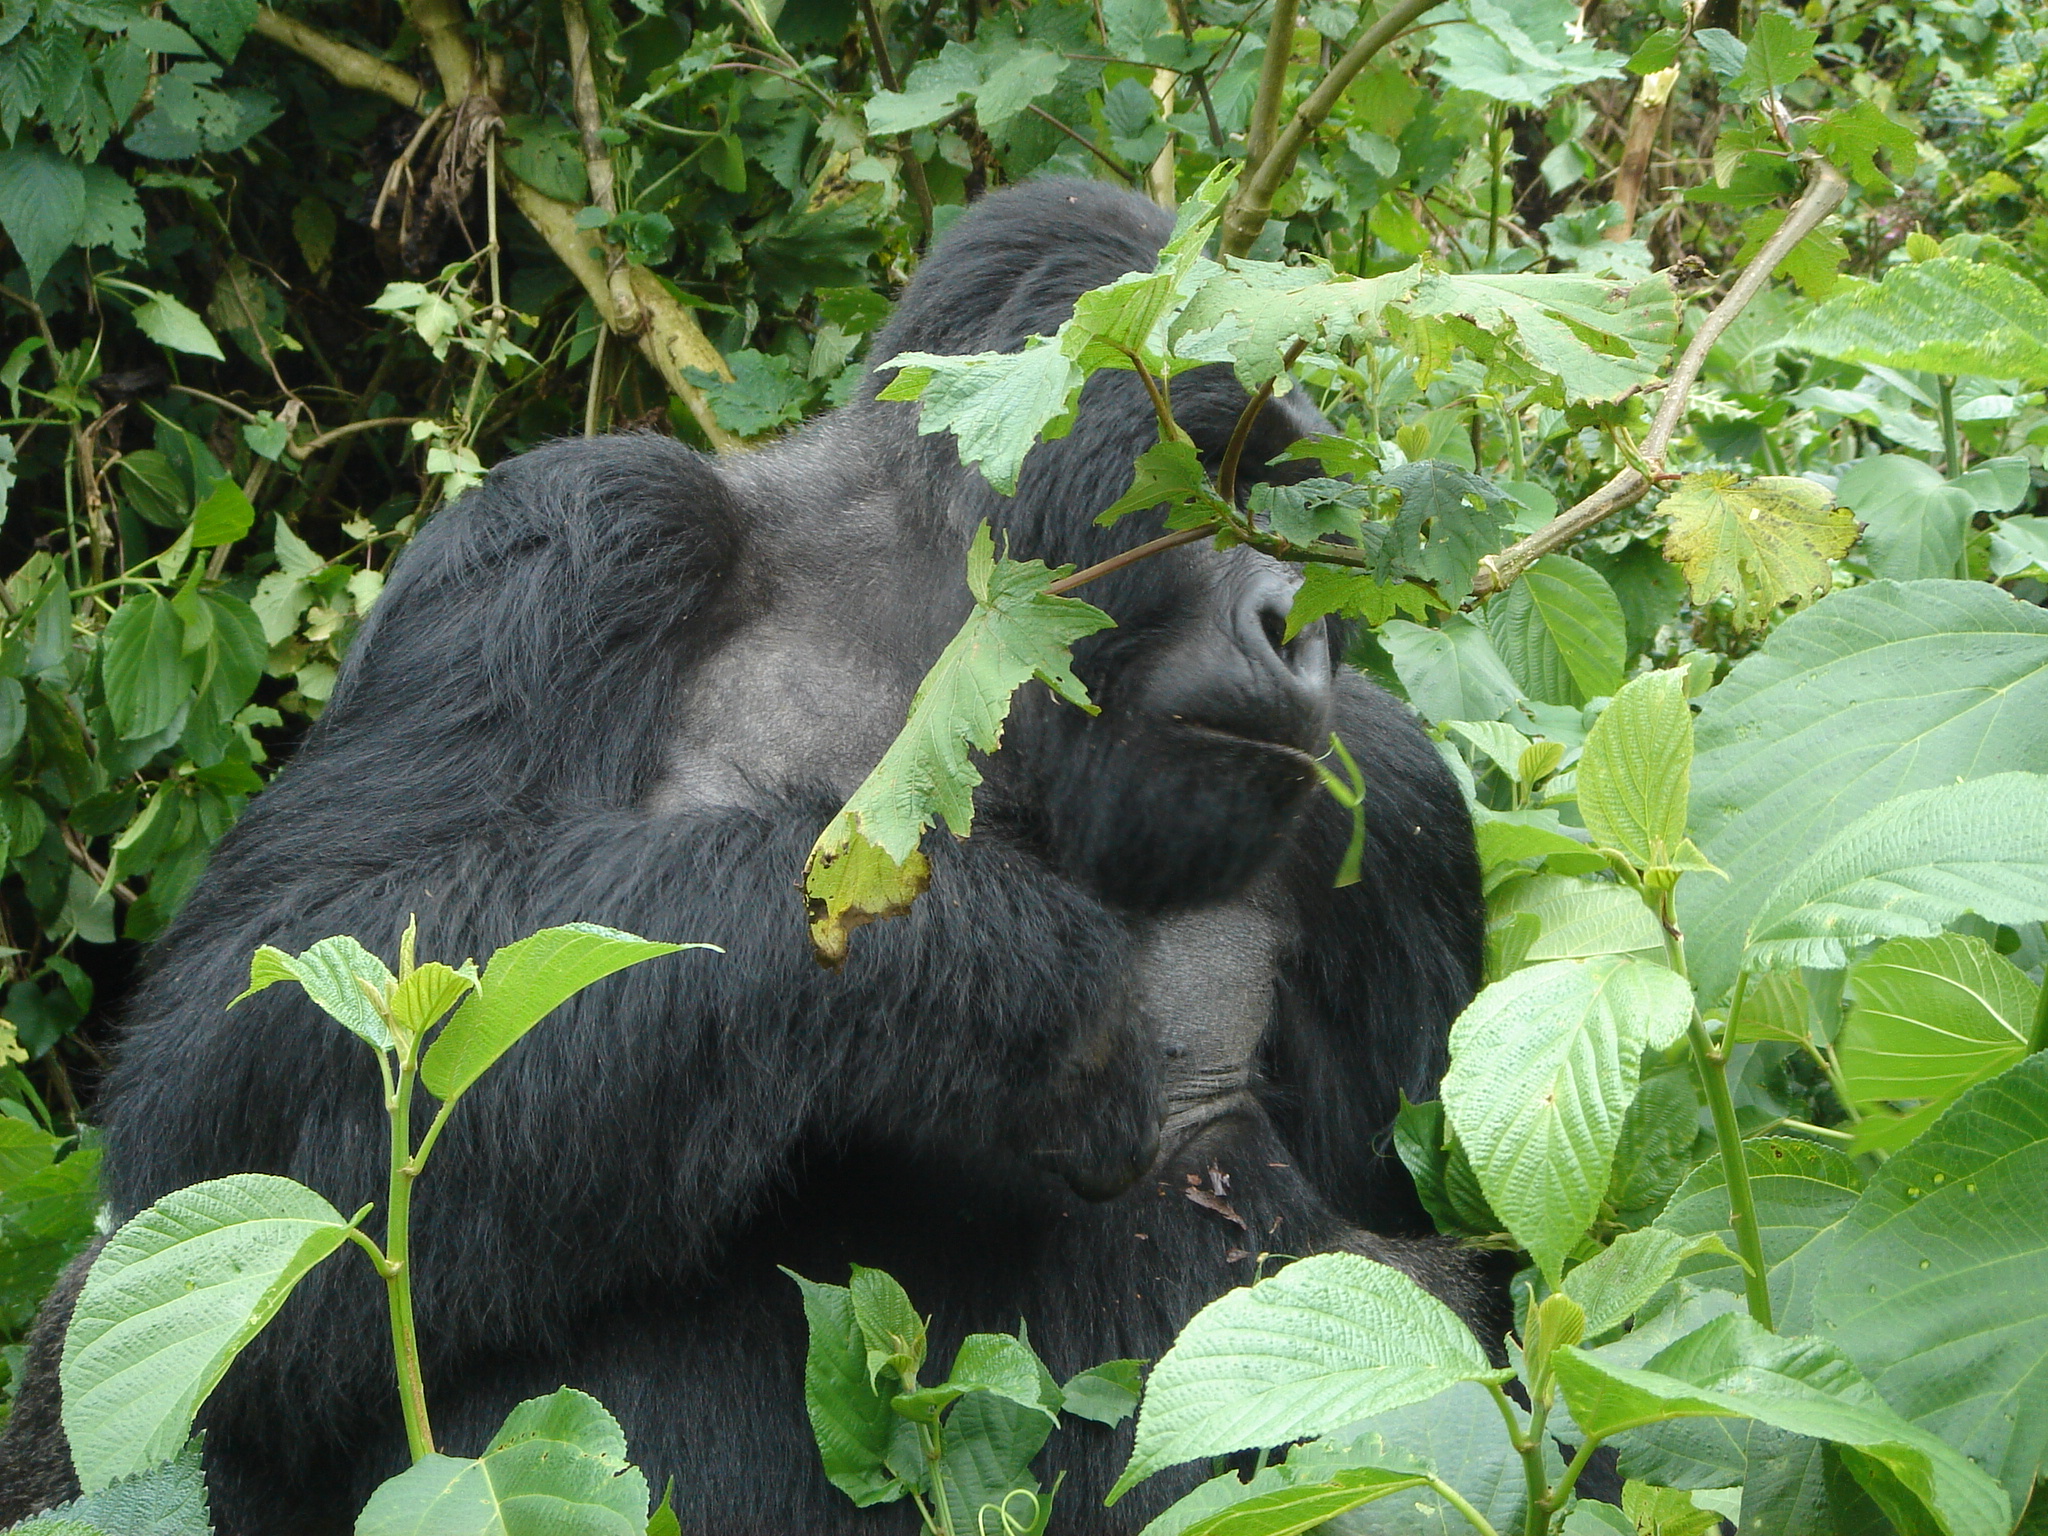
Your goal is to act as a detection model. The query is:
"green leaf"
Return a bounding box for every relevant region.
[421,925,693,1104]
[1487,875,1666,963]
[864,41,981,133]
[802,526,1113,963]
[1407,268,1675,402]
[188,477,254,547]
[1679,579,2048,1002]
[1484,555,1625,705]
[972,46,1065,129]
[1782,258,2048,383]
[903,1332,1059,1423]
[1097,439,1210,528]
[0,145,86,293]
[1835,455,1973,581]
[387,960,479,1039]
[500,115,589,203]
[686,349,808,438]
[355,1388,649,1536]
[124,287,227,361]
[1108,1254,1506,1501]
[1380,615,1523,725]
[1285,566,1438,636]
[1176,1466,1435,1536]
[1559,1315,2008,1535]
[1576,668,1698,873]
[166,0,256,58]
[1991,515,2048,580]
[1837,933,2036,1122]
[784,1270,907,1507]
[1440,955,1694,1282]
[100,592,191,741]
[1655,1138,1864,1332]
[79,167,145,259]
[849,1263,927,1388]
[1660,472,1856,630]
[878,342,1082,495]
[934,1392,1054,1536]
[1378,460,1517,600]
[1815,1051,2048,1506]
[1061,1360,1144,1426]
[1727,13,1816,100]
[1803,99,1918,196]
[11,1443,211,1536]
[61,1174,353,1489]
[1741,773,2048,971]
[1424,0,1625,107]
[0,1144,102,1334]
[230,935,397,1053]
[1562,1228,1693,1339]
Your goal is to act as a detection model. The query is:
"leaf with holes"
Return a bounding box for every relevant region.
[1660,473,1856,629]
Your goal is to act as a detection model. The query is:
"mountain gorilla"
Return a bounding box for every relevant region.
[0,179,1497,1533]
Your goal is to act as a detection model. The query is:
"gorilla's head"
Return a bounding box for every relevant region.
[859,178,1342,915]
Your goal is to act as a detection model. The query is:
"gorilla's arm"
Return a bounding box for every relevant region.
[101,436,1160,1427]
[1260,674,1485,1232]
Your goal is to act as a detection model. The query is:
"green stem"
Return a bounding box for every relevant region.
[1937,375,1961,478]
[1485,102,1506,266]
[1428,1474,1503,1536]
[1543,1433,1607,1516]
[1688,1012,1773,1328]
[385,1060,436,1459]
[922,1421,955,1536]
[1483,1383,1548,1536]
[2029,930,2048,1055]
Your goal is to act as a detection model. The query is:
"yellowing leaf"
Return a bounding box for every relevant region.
[1660,472,1856,629]
[804,526,1113,965]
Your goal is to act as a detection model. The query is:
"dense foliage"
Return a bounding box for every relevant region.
[1,0,2047,1527]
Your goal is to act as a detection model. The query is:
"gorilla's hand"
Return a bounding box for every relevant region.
[1016,1007,1163,1201]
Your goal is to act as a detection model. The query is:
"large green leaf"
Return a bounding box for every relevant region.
[1837,932,2036,1124]
[11,1442,210,1536]
[933,1392,1054,1536]
[785,1270,908,1507]
[1440,955,1694,1281]
[1557,1314,2009,1535]
[355,1388,649,1536]
[1782,256,2048,383]
[1680,580,2048,1001]
[1488,875,1666,963]
[1815,1051,2048,1506]
[1562,1229,1694,1339]
[61,1174,353,1489]
[1483,555,1626,705]
[802,525,1113,964]
[0,144,87,293]
[99,592,191,741]
[1740,773,2048,971]
[1575,668,1695,874]
[1655,1138,1863,1332]
[1107,1254,1507,1500]
[421,925,693,1103]
[1835,455,1974,581]
[1173,1466,1433,1536]
[0,1143,101,1333]
[1379,616,1523,725]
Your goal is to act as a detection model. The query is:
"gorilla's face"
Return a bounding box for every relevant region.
[1020,544,1335,914]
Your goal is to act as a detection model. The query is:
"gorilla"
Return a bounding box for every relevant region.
[0,178,1496,1533]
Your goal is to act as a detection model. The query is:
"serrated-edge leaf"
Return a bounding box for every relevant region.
[1109,1254,1503,1501]
[1578,668,1693,870]
[61,1174,351,1489]
[230,935,396,1052]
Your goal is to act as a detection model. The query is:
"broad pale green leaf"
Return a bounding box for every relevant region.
[1816,1052,2048,1506]
[1175,1466,1433,1536]
[386,960,478,1039]
[863,41,981,133]
[1991,515,2048,579]
[1577,668,1694,871]
[1660,472,1856,629]
[1556,1314,2009,1536]
[1441,956,1694,1282]
[100,592,190,741]
[1741,773,2048,971]
[971,46,1065,129]
[1484,555,1625,705]
[1489,875,1666,963]
[878,342,1082,495]
[166,0,257,58]
[900,1332,1060,1423]
[785,1270,906,1507]
[1656,1138,1863,1332]
[61,1174,352,1489]
[356,1388,649,1536]
[0,1144,102,1335]
[1835,455,1972,581]
[1783,257,2048,383]
[803,526,1113,963]
[0,144,86,293]
[1060,1360,1143,1427]
[1380,616,1523,725]
[1425,0,1625,106]
[1680,580,2048,1002]
[1563,1229,1693,1338]
[188,477,255,546]
[230,935,396,1053]
[1108,1254,1506,1500]
[1837,933,2036,1120]
[421,925,692,1103]
[1408,269,1675,402]
[129,289,226,362]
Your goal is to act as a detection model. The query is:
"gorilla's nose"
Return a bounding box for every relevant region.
[1242,572,1329,683]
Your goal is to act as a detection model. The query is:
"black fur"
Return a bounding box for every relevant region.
[0,180,1495,1533]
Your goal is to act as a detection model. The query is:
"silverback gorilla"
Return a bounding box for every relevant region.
[0,179,1500,1533]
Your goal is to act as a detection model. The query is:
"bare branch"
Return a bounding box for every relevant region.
[252,8,425,108]
[1243,0,1300,174]
[560,0,644,335]
[1469,157,1850,600]
[857,0,937,239]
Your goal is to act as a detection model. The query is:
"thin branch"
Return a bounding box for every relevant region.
[1025,104,1137,185]
[1220,0,1452,257]
[407,0,475,101]
[560,0,643,334]
[1217,337,1308,505]
[289,416,420,461]
[1243,0,1300,174]
[252,7,425,108]
[1468,156,1849,600]
[1046,525,1215,595]
[857,0,937,239]
[166,383,259,422]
